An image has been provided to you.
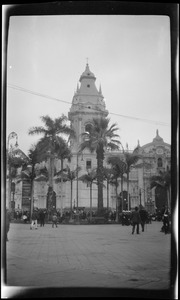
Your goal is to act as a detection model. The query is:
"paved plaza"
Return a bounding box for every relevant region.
[3,221,173,298]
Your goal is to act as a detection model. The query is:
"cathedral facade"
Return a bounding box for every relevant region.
[7,64,171,214]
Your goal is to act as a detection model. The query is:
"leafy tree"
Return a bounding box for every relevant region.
[79,117,120,215]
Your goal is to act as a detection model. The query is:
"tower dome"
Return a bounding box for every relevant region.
[69,63,108,115]
[68,63,108,151]
[152,129,164,144]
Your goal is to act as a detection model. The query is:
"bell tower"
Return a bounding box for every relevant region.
[68,63,108,151]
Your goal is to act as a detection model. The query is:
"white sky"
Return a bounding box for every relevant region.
[6,15,171,155]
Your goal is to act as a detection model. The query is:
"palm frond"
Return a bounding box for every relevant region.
[28,126,47,135]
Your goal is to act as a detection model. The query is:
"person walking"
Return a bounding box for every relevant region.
[131,206,141,234]
[52,213,58,228]
[39,209,45,227]
[30,209,38,230]
[139,208,148,232]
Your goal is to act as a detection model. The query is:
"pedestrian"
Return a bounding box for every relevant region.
[23,213,28,224]
[39,209,45,227]
[162,206,170,234]
[52,213,58,228]
[131,206,141,234]
[30,209,38,230]
[6,208,11,241]
[139,208,148,232]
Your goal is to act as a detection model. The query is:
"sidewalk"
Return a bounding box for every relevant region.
[4,222,172,297]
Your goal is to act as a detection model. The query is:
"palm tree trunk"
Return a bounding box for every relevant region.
[30,179,34,221]
[127,171,130,210]
[70,180,73,220]
[115,179,118,222]
[90,183,92,221]
[60,158,63,217]
[107,180,109,211]
[30,164,35,221]
[96,147,104,214]
[49,155,54,189]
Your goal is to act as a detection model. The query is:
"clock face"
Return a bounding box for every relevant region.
[156,148,164,155]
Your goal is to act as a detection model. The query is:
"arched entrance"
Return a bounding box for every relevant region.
[155,186,167,212]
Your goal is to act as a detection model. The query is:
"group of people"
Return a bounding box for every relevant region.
[30,209,46,229]
[130,207,148,234]
[130,205,170,235]
[30,209,59,229]
[5,204,171,240]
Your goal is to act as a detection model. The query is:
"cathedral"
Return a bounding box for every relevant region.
[7,64,171,214]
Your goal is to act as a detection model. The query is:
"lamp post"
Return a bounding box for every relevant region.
[139,188,142,207]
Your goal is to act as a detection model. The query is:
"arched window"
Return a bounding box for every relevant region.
[86,160,92,169]
[157,157,163,168]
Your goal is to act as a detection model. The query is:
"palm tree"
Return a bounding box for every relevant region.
[103,167,114,211]
[150,169,171,210]
[54,138,72,216]
[16,145,48,218]
[55,165,80,221]
[79,169,97,221]
[79,117,121,215]
[123,147,140,210]
[17,145,48,220]
[107,156,127,221]
[28,115,75,210]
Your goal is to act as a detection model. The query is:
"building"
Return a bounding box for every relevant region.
[7,64,171,214]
